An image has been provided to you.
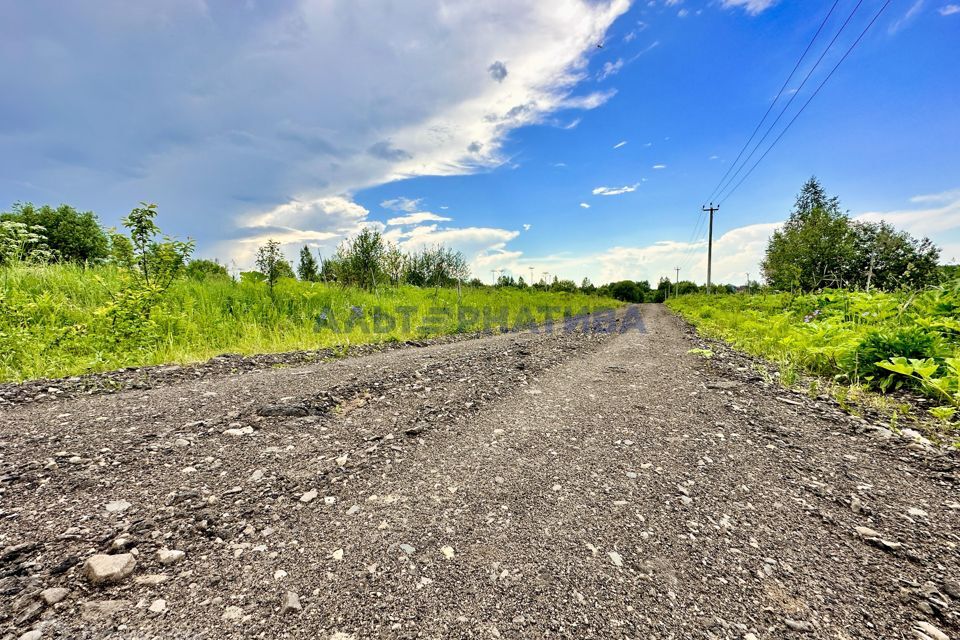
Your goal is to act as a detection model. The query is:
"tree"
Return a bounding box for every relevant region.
[185,258,230,281]
[121,202,193,290]
[851,220,940,290]
[762,178,857,291]
[763,177,941,292]
[383,243,405,286]
[297,245,320,282]
[334,227,386,290]
[1,203,109,264]
[255,240,292,292]
[580,277,596,294]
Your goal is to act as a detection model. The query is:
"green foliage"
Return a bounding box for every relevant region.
[668,283,960,423]
[121,202,194,290]
[0,221,55,265]
[297,245,320,282]
[762,178,940,292]
[0,263,620,381]
[334,228,386,290]
[185,259,230,281]
[1,203,109,264]
[255,240,292,292]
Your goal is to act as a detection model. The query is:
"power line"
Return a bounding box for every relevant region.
[705,0,842,204]
[712,0,867,203]
[718,0,892,205]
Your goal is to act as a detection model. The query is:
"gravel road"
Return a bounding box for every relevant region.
[2,304,958,640]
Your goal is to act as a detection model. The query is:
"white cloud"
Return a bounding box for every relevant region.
[855,189,960,237]
[6,1,631,267]
[434,188,960,286]
[598,58,624,80]
[381,197,422,212]
[523,223,532,231]
[386,212,453,226]
[720,0,778,15]
[677,8,689,17]
[652,164,666,169]
[580,202,591,208]
[593,183,639,196]
[613,140,628,149]
[889,0,925,33]
[941,4,960,15]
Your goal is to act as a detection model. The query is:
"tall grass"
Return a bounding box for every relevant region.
[667,284,960,417]
[0,263,619,382]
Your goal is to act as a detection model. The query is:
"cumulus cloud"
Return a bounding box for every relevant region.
[592,184,639,196]
[580,202,591,208]
[720,0,778,15]
[523,223,532,231]
[855,188,960,238]
[0,0,631,267]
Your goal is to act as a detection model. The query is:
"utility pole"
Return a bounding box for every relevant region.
[528,266,534,287]
[490,269,496,286]
[746,272,750,294]
[702,203,719,294]
[865,253,875,292]
[674,267,680,299]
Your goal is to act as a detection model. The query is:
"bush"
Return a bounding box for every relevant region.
[843,326,946,383]
[1,203,109,264]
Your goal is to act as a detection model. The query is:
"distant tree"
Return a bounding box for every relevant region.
[383,243,405,286]
[496,274,516,287]
[607,280,645,303]
[553,278,578,293]
[676,280,700,295]
[185,258,230,281]
[1,203,109,264]
[297,245,320,282]
[580,277,596,294]
[762,177,857,291]
[516,276,528,289]
[255,239,292,292]
[334,227,386,290]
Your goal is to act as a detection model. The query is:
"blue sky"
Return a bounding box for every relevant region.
[2,0,958,285]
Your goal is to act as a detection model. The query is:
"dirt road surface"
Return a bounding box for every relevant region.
[2,305,958,639]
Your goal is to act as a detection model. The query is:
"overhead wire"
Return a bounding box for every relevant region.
[711,0,867,203]
[717,0,893,205]
[704,0,842,204]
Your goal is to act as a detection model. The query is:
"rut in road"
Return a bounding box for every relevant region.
[1,304,957,639]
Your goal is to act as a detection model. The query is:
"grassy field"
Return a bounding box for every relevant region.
[667,283,960,426]
[0,264,621,382]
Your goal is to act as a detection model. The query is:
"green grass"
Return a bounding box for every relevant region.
[0,263,620,382]
[666,284,960,427]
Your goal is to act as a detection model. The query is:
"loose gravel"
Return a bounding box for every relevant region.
[1,305,957,639]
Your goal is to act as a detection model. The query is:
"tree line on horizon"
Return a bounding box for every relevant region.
[0,177,950,301]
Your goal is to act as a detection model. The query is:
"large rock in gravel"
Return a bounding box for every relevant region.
[83,553,136,585]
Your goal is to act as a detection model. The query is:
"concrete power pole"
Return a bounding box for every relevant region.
[674,267,680,299]
[702,203,719,294]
